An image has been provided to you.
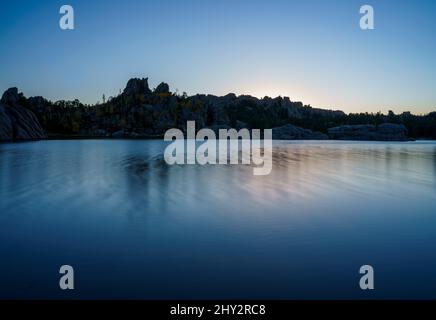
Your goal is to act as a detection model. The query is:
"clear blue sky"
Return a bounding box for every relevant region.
[0,0,435,114]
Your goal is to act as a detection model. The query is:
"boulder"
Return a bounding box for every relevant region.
[154,82,170,94]
[111,130,125,138]
[327,123,409,141]
[272,124,328,140]
[0,103,46,141]
[0,88,46,141]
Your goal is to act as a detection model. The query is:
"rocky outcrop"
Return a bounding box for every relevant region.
[2,77,432,140]
[122,78,151,96]
[272,124,328,140]
[0,88,46,141]
[327,123,409,141]
[154,82,170,94]
[0,105,13,140]
[0,79,349,140]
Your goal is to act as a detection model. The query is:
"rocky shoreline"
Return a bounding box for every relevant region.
[327,123,412,141]
[0,78,433,142]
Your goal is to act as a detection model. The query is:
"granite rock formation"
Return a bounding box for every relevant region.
[1,77,432,141]
[0,88,46,141]
[327,123,409,141]
[272,124,328,140]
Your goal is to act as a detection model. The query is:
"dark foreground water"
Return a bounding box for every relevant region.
[0,140,435,299]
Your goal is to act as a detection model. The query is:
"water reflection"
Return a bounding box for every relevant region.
[0,140,435,299]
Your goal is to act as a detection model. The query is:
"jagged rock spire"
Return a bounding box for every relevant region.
[123,78,151,96]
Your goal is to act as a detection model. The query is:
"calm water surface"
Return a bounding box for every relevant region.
[0,140,435,299]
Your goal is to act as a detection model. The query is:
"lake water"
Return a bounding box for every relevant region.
[0,140,435,299]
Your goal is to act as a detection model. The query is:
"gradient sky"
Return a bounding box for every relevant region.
[0,0,435,114]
